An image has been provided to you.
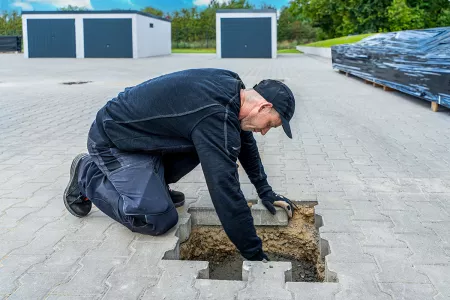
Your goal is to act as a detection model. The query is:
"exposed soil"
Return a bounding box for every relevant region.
[180,206,325,282]
[208,252,318,282]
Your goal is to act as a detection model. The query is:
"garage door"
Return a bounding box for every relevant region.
[221,18,271,58]
[84,19,133,58]
[27,19,76,58]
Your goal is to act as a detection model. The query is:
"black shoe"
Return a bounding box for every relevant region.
[168,187,185,208]
[64,153,92,217]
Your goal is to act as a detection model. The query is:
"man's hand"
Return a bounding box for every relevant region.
[261,191,298,218]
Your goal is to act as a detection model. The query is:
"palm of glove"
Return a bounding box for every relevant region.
[261,191,298,218]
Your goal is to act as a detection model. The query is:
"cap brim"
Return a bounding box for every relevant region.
[281,116,292,139]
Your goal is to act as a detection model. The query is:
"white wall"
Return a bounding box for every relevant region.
[296,46,332,59]
[136,14,171,58]
[216,12,277,59]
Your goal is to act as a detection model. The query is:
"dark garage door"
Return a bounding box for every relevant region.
[221,17,271,58]
[84,19,132,58]
[27,19,76,58]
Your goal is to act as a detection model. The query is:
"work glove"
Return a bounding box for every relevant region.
[261,191,298,219]
[246,248,269,262]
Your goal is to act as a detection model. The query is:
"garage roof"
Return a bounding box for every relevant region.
[21,10,171,22]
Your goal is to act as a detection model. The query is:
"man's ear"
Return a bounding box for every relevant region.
[258,102,273,112]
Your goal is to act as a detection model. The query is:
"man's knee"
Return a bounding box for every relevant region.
[133,208,179,236]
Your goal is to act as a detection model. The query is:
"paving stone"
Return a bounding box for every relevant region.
[329,262,392,300]
[103,274,159,300]
[85,223,135,258]
[364,247,430,283]
[317,210,360,233]
[320,232,374,263]
[63,216,115,241]
[396,233,450,264]
[238,261,292,300]
[406,201,450,222]
[286,282,340,300]
[386,211,435,234]
[11,229,68,255]
[422,222,450,248]
[415,265,450,300]
[0,255,46,295]
[355,220,407,248]
[350,200,389,221]
[8,273,66,300]
[116,240,178,277]
[196,280,247,300]
[378,283,437,300]
[29,240,100,274]
[142,260,208,300]
[376,193,421,211]
[50,256,125,296]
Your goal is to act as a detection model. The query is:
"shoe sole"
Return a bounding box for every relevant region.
[63,153,88,218]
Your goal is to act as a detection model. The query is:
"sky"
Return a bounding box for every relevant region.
[1,0,291,13]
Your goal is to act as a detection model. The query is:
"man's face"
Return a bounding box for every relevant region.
[240,105,282,136]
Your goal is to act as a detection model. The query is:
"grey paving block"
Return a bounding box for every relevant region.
[350,200,390,221]
[355,221,407,248]
[364,247,430,283]
[378,283,437,300]
[10,229,68,255]
[85,223,135,258]
[326,151,348,159]
[238,261,293,300]
[397,233,450,264]
[386,211,435,234]
[317,210,360,233]
[415,265,450,300]
[328,262,392,300]
[407,201,449,222]
[50,256,125,296]
[376,193,420,211]
[29,240,100,273]
[142,260,208,300]
[104,274,159,300]
[320,232,374,263]
[0,255,46,295]
[286,282,340,300]
[63,216,115,241]
[422,222,450,248]
[196,279,246,300]
[8,273,67,300]
[117,239,178,277]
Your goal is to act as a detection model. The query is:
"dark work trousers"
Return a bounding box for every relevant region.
[77,122,200,235]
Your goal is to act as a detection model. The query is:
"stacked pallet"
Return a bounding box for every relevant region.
[332,28,450,111]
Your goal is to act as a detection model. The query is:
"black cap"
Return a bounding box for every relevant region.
[253,79,296,138]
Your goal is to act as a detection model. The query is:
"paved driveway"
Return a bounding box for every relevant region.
[1,53,449,299]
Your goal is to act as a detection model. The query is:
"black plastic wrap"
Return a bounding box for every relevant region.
[332,28,450,109]
[0,36,22,52]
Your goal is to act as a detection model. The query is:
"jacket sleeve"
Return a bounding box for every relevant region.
[190,112,263,259]
[239,131,273,198]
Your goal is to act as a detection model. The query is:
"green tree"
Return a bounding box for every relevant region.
[0,10,22,36]
[388,0,424,31]
[58,5,89,11]
[141,6,164,17]
[436,9,450,27]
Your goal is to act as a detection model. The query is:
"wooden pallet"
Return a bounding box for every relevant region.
[338,70,441,112]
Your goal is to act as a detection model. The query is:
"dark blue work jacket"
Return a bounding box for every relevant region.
[95,68,273,259]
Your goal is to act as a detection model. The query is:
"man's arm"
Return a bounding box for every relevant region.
[238,131,273,198]
[190,113,264,260]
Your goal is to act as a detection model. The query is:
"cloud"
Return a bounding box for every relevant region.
[11,1,33,10]
[193,0,228,6]
[26,0,93,9]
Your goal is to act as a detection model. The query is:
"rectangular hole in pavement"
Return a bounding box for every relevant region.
[179,205,337,283]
